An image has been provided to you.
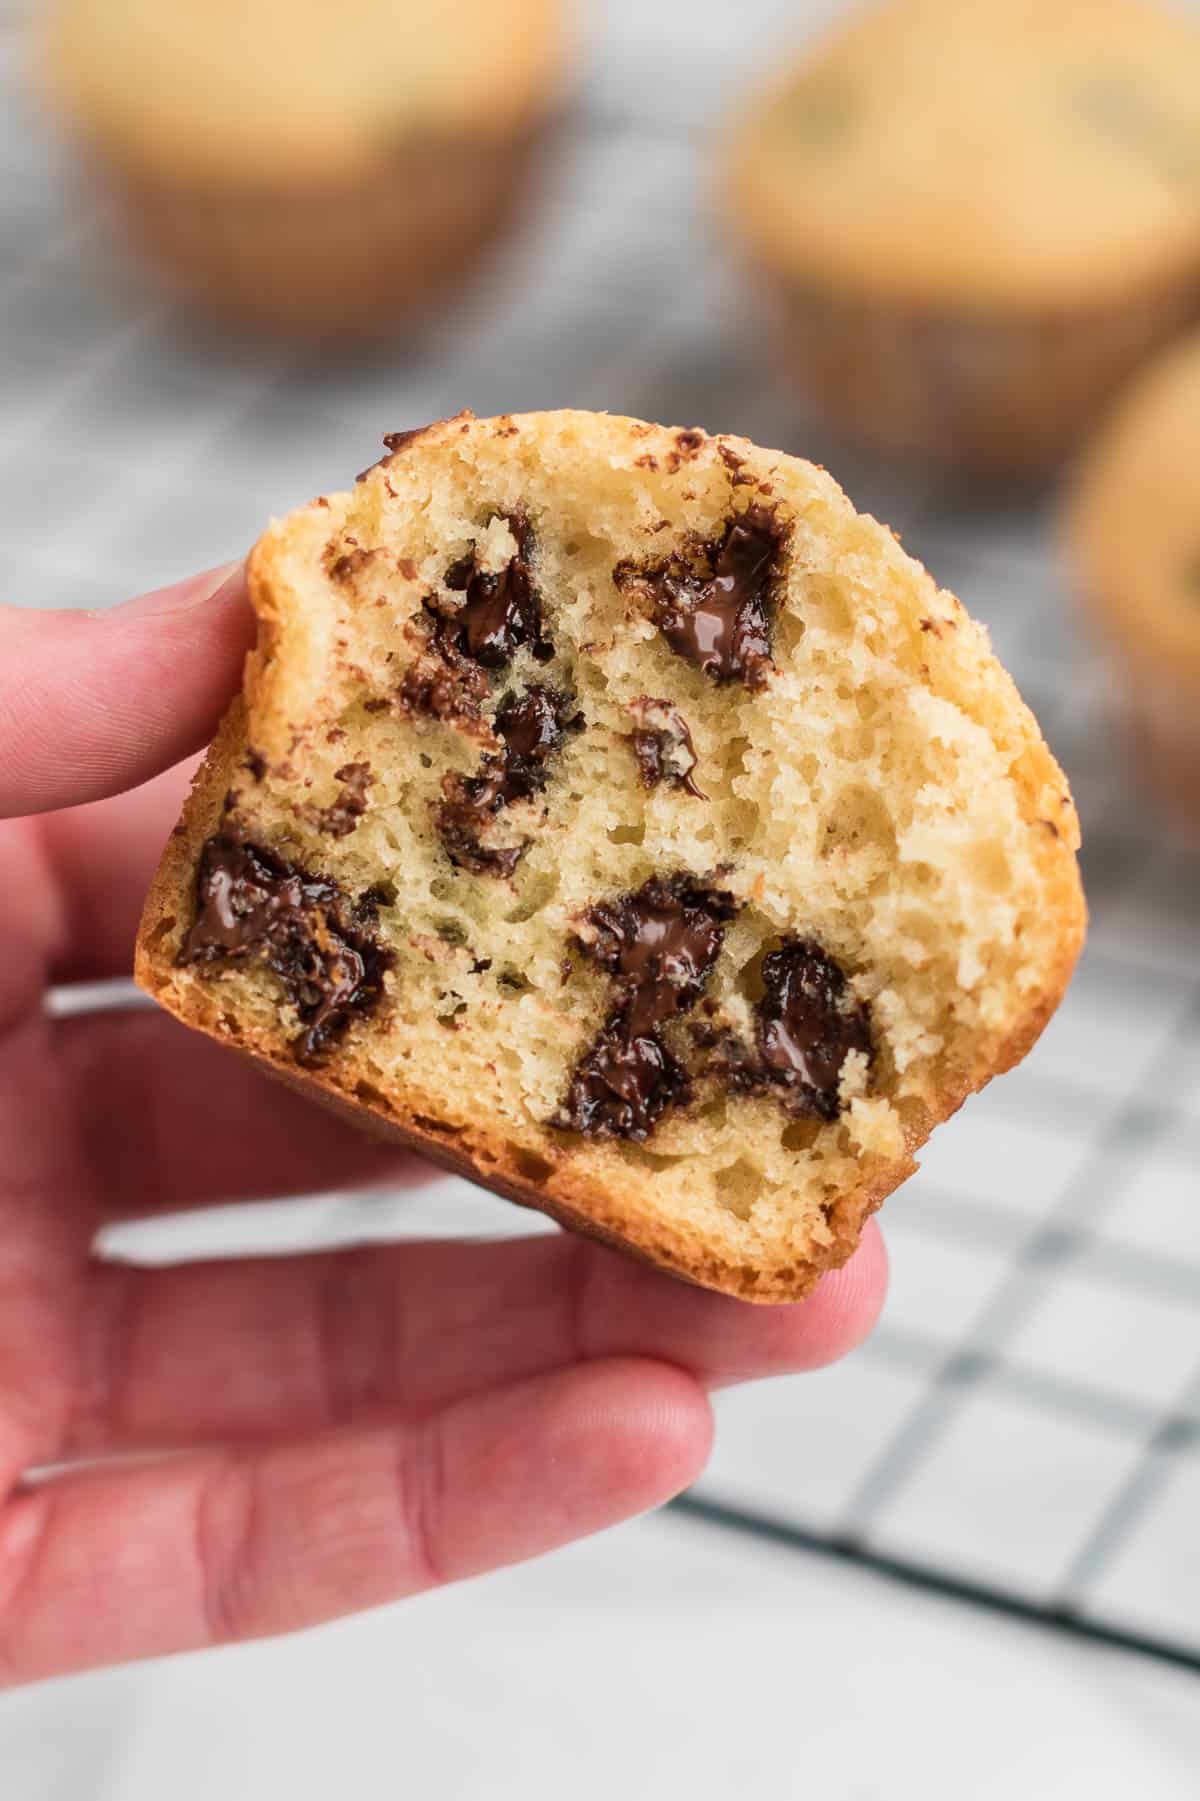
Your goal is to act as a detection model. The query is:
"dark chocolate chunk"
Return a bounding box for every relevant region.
[436,686,579,876]
[433,514,550,670]
[443,551,476,591]
[619,507,785,688]
[179,836,392,1063]
[436,787,526,878]
[399,609,490,728]
[553,875,738,1141]
[554,1022,691,1142]
[756,940,871,1115]
[493,685,581,801]
[580,875,736,1034]
[627,697,704,797]
[314,762,374,839]
[718,938,872,1121]
[244,748,267,781]
[403,513,554,727]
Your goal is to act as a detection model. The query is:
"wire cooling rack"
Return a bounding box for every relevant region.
[4,0,1200,1678]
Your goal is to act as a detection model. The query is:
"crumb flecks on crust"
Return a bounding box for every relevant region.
[355,412,476,483]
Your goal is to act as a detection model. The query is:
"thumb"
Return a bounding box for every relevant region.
[0,564,254,819]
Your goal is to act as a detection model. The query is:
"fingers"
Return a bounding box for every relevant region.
[68,1225,887,1454]
[37,760,199,985]
[0,566,253,819]
[0,1359,709,1686]
[57,1006,434,1219]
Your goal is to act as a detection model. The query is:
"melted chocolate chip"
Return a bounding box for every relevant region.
[721,938,871,1121]
[627,697,704,798]
[179,837,392,1063]
[314,762,374,839]
[553,876,738,1141]
[244,748,267,781]
[399,609,490,728]
[436,686,579,876]
[554,1023,692,1141]
[433,514,550,670]
[581,876,736,1033]
[401,513,556,727]
[619,507,785,688]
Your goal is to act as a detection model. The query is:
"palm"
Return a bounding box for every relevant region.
[0,578,885,1687]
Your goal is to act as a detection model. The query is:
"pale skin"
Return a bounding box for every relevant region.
[0,564,888,1688]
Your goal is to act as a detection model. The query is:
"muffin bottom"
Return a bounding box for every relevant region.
[89,124,553,340]
[756,270,1200,486]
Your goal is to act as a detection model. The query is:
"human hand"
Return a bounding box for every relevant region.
[0,566,887,1687]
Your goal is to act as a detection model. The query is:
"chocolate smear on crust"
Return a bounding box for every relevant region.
[179,836,392,1064]
[355,412,474,482]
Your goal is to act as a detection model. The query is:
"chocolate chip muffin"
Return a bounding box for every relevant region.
[136,411,1085,1301]
[723,0,1200,484]
[1067,331,1200,840]
[40,0,567,338]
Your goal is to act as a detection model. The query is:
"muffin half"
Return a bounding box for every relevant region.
[137,411,1085,1300]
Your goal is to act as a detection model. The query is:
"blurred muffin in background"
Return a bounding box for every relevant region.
[722,0,1200,485]
[40,0,569,339]
[1066,331,1200,841]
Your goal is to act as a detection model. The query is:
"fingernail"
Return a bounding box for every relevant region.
[113,560,246,621]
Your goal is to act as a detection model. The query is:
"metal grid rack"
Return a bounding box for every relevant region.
[4,3,1200,1677]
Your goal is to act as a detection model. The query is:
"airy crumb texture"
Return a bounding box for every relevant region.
[136,410,1085,1301]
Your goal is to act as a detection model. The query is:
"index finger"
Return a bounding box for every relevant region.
[0,564,252,819]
